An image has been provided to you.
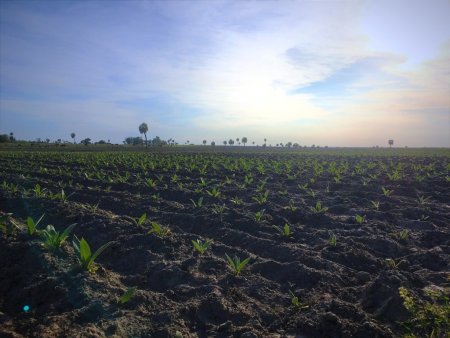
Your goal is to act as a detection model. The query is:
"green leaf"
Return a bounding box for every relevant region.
[79,238,91,264]
[118,287,137,304]
[90,241,113,264]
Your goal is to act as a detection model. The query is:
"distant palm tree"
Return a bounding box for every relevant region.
[223,140,227,145]
[388,139,394,148]
[139,123,149,146]
[236,138,239,144]
[228,139,234,146]
[203,140,207,146]
[211,141,215,146]
[70,132,76,144]
[264,138,267,146]
[242,137,248,147]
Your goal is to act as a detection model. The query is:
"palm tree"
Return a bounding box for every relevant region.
[264,138,267,146]
[228,139,234,146]
[236,138,239,144]
[203,140,207,146]
[223,140,227,145]
[139,123,149,146]
[242,137,248,147]
[70,132,76,144]
[388,139,394,148]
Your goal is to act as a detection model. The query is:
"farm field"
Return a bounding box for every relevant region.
[0,148,449,337]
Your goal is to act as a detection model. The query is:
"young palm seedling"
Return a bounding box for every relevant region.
[273,223,293,238]
[41,223,76,250]
[329,231,337,246]
[118,287,137,305]
[381,186,393,197]
[355,214,365,225]
[130,213,147,226]
[192,239,212,255]
[230,196,243,205]
[392,229,410,241]
[147,221,171,238]
[206,187,221,198]
[385,258,406,270]
[289,290,309,310]
[417,194,431,205]
[225,254,251,276]
[73,236,113,273]
[252,191,269,205]
[27,214,45,236]
[283,200,297,213]
[254,209,266,223]
[190,197,204,208]
[309,201,328,214]
[371,200,380,211]
[0,213,20,235]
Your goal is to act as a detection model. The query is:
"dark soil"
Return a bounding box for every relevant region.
[0,149,449,337]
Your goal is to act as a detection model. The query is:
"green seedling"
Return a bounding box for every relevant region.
[118,287,137,305]
[393,229,410,241]
[0,213,20,235]
[252,190,269,205]
[145,178,157,189]
[41,223,76,250]
[27,214,45,236]
[289,290,309,310]
[211,204,226,215]
[33,184,47,198]
[385,258,406,270]
[130,213,147,226]
[309,201,328,214]
[73,236,113,273]
[417,194,431,205]
[355,214,365,225]
[273,223,293,238]
[399,286,449,338]
[230,196,243,205]
[254,209,266,222]
[284,200,297,212]
[190,197,204,208]
[206,187,220,198]
[329,231,337,246]
[371,200,380,211]
[225,253,251,276]
[147,221,171,238]
[381,186,393,197]
[192,239,212,254]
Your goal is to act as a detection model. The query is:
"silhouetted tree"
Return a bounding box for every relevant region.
[242,137,247,146]
[70,132,76,144]
[223,140,227,145]
[388,139,394,148]
[81,138,91,146]
[203,140,207,146]
[228,139,234,146]
[9,132,14,142]
[211,141,215,146]
[139,122,149,146]
[264,138,267,146]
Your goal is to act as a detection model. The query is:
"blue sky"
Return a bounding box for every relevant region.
[0,0,449,146]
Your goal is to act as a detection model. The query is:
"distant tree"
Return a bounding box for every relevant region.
[203,140,207,146]
[96,140,106,144]
[223,140,227,145]
[236,138,239,144]
[228,139,234,146]
[0,134,10,143]
[211,141,215,146]
[70,132,76,144]
[242,137,248,146]
[151,136,167,147]
[388,139,394,148]
[9,132,15,142]
[293,143,300,148]
[139,123,149,146]
[286,142,292,148]
[252,141,255,145]
[124,137,143,145]
[81,138,91,146]
[46,138,50,143]
[264,138,267,146]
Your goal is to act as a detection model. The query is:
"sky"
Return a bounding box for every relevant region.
[0,0,449,147]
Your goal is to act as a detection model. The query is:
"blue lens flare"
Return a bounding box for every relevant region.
[23,305,30,312]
